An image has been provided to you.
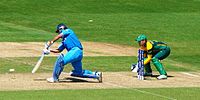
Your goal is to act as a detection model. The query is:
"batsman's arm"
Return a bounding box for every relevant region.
[51,33,63,42]
[50,49,61,53]
[46,34,63,49]
[50,41,65,53]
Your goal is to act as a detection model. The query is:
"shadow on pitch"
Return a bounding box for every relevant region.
[150,74,174,78]
[144,74,174,80]
[133,74,174,80]
[34,77,98,83]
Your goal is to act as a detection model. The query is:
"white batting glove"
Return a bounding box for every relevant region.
[43,48,50,55]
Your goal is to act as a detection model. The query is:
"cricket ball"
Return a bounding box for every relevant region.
[9,69,15,72]
[88,19,93,22]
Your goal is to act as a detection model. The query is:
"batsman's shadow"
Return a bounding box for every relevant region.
[33,77,98,83]
[59,77,98,83]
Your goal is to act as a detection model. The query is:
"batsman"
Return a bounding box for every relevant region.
[133,34,171,80]
[43,23,102,83]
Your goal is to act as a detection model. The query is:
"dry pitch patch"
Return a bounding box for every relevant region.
[0,42,199,90]
[0,72,200,91]
[0,42,137,57]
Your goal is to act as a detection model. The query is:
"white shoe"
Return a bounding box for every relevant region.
[46,77,59,83]
[96,72,102,83]
[157,75,167,80]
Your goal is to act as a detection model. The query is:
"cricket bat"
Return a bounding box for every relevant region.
[32,42,53,73]
[32,52,45,73]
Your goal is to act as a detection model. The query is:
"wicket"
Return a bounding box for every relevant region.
[137,49,144,80]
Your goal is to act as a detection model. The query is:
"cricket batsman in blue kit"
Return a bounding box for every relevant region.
[44,23,102,83]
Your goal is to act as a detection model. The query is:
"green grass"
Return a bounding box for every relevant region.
[0,56,198,74]
[0,0,200,69]
[0,56,136,73]
[0,0,200,99]
[0,88,199,100]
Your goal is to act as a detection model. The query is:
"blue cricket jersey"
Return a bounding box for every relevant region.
[58,29,83,51]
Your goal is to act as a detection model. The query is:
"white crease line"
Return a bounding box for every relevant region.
[4,58,35,66]
[133,88,177,100]
[104,82,176,100]
[3,58,52,71]
[181,72,199,77]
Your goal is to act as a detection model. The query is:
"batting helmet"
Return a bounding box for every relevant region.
[135,34,147,42]
[55,23,67,33]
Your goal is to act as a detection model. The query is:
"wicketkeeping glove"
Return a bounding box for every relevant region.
[131,63,138,72]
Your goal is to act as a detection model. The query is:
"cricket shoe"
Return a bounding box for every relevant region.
[157,75,167,80]
[46,77,59,83]
[96,72,102,83]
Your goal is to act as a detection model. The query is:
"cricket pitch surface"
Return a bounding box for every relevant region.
[0,72,199,91]
[0,42,199,91]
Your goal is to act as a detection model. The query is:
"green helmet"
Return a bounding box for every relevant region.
[135,34,147,42]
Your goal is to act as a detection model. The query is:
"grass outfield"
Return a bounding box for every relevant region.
[0,88,199,100]
[0,0,200,99]
[0,0,200,69]
[0,56,194,74]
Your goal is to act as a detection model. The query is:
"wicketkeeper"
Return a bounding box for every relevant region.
[43,23,102,83]
[132,34,170,80]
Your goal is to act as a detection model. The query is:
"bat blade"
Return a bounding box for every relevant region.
[32,53,45,73]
